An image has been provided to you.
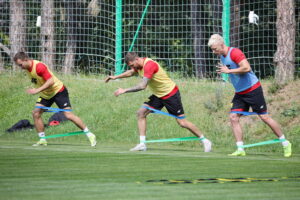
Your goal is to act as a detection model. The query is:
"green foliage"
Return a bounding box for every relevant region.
[281,108,300,118]
[0,144,299,200]
[204,86,224,113]
[1,1,299,78]
[1,73,299,152]
[0,32,9,45]
[268,82,283,94]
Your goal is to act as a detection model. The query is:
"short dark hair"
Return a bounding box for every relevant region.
[125,52,139,64]
[13,52,29,62]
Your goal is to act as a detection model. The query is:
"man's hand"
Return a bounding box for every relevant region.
[26,88,39,95]
[216,65,231,74]
[114,88,126,97]
[105,76,116,83]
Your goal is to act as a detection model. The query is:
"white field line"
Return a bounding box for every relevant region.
[0,145,299,162]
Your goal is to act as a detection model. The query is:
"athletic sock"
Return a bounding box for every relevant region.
[140,136,146,144]
[38,132,45,138]
[279,135,289,146]
[236,141,244,151]
[83,127,89,133]
[84,127,94,137]
[200,136,208,143]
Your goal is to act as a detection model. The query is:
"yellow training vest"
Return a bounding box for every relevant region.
[26,60,63,99]
[137,58,176,98]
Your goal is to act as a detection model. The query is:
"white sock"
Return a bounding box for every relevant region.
[140,136,146,144]
[236,141,244,151]
[200,136,208,143]
[38,132,45,138]
[83,127,94,137]
[279,135,289,146]
[83,127,89,133]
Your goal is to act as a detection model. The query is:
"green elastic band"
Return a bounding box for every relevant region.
[144,137,204,143]
[41,131,86,139]
[239,139,286,148]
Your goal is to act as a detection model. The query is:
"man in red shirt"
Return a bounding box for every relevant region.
[208,34,292,157]
[13,52,96,147]
[105,52,212,152]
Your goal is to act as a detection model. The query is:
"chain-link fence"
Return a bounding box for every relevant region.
[0,0,299,79]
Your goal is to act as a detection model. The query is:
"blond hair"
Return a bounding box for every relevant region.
[208,34,224,47]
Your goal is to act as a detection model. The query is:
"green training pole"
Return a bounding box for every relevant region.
[221,0,230,82]
[41,131,86,139]
[115,0,123,75]
[121,0,152,71]
[145,137,203,143]
[240,139,286,148]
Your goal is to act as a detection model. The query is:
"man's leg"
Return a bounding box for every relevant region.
[54,88,96,147]
[175,118,202,137]
[249,86,291,157]
[258,114,282,137]
[33,105,45,133]
[229,113,243,142]
[163,90,211,152]
[175,118,212,152]
[130,106,151,151]
[63,109,97,147]
[259,114,292,157]
[63,109,86,130]
[32,104,47,146]
[228,113,246,156]
[137,106,152,137]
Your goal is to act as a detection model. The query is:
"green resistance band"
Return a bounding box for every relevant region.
[239,139,286,148]
[41,131,86,139]
[144,137,204,143]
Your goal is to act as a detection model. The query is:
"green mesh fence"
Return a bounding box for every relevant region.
[0,0,299,78]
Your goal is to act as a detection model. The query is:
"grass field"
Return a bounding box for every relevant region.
[0,141,299,200]
[0,73,299,199]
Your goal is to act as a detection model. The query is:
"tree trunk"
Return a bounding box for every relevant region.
[9,0,26,70]
[274,0,296,85]
[63,0,78,74]
[191,0,206,78]
[230,0,240,47]
[210,0,223,34]
[0,55,4,72]
[41,0,55,70]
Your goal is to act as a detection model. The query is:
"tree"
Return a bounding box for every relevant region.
[9,0,26,70]
[230,0,240,47]
[41,0,55,70]
[274,0,296,85]
[191,0,206,78]
[0,0,9,71]
[63,0,78,74]
[210,0,223,34]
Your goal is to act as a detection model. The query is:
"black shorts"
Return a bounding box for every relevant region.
[36,88,72,109]
[231,86,267,114]
[144,90,185,116]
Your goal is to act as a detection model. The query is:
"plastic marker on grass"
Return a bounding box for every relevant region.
[239,139,286,148]
[142,106,185,119]
[145,137,204,143]
[41,131,86,139]
[35,106,72,112]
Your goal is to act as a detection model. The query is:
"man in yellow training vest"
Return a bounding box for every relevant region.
[105,52,212,152]
[13,52,96,147]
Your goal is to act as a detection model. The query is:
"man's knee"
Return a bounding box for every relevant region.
[229,113,240,123]
[136,109,147,119]
[32,109,42,119]
[259,114,270,122]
